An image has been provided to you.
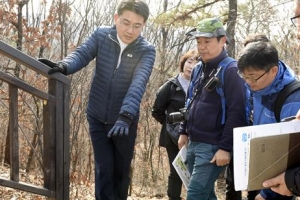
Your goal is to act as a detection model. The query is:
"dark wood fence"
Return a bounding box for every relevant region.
[0,40,70,199]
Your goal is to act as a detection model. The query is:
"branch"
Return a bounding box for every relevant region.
[171,0,224,23]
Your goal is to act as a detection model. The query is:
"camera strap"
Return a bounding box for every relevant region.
[185,64,207,110]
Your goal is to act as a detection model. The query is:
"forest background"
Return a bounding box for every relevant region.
[0,0,299,199]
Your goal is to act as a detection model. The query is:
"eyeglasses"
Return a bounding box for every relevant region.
[237,67,272,83]
[291,14,300,27]
[119,18,143,32]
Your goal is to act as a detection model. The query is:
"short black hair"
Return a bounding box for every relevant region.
[238,41,278,72]
[117,0,150,22]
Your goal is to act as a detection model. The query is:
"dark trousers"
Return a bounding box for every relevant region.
[260,188,296,200]
[247,190,259,200]
[165,133,182,200]
[87,114,137,200]
[225,157,241,200]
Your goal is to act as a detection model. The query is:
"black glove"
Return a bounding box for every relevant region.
[107,115,131,137]
[38,58,67,75]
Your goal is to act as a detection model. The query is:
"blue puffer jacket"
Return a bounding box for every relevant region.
[60,26,156,124]
[250,60,300,124]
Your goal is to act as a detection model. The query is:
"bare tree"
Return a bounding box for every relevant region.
[0,0,298,199]
[4,0,29,165]
[226,0,237,57]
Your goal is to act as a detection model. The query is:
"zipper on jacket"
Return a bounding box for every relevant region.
[105,34,121,123]
[109,34,121,79]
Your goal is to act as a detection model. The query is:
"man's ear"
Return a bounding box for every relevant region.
[271,66,278,78]
[221,36,227,46]
[114,14,119,24]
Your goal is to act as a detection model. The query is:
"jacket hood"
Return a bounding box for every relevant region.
[168,75,179,84]
[168,74,186,93]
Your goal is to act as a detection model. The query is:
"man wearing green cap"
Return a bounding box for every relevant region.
[178,18,247,200]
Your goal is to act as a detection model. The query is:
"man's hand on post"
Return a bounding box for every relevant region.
[38,58,67,75]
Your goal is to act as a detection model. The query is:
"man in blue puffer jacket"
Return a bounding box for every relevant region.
[38,0,156,199]
[237,41,300,200]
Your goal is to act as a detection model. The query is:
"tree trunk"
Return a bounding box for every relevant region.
[4,1,27,166]
[226,0,237,58]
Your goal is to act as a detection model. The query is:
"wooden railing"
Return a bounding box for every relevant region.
[0,40,70,199]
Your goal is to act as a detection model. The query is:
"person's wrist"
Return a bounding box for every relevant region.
[284,169,295,195]
[58,63,67,74]
[118,114,131,126]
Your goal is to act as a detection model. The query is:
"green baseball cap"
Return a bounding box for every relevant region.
[190,18,226,38]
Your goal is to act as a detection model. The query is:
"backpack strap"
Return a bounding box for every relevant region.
[274,79,300,122]
[216,57,236,124]
[186,62,202,108]
[245,90,253,125]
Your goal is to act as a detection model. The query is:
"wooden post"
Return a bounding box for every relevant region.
[9,85,19,182]
[49,79,70,200]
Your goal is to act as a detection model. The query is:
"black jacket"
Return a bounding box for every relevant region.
[285,167,300,196]
[152,75,186,147]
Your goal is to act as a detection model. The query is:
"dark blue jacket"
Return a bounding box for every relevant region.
[60,26,156,124]
[179,49,247,152]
